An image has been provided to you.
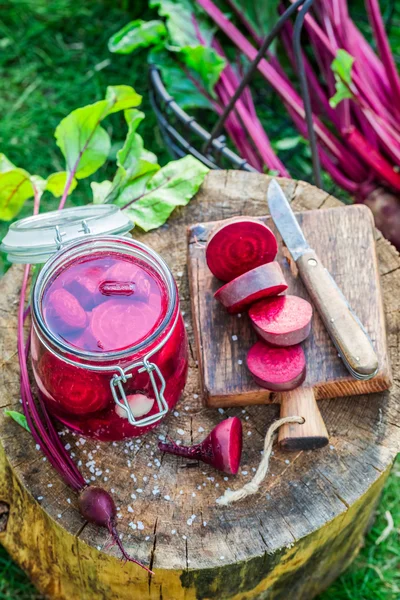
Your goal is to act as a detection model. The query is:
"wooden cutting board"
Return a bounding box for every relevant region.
[188,204,392,408]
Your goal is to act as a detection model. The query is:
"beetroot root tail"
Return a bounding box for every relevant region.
[109,524,154,575]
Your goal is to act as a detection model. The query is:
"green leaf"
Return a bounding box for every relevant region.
[4,410,30,433]
[329,83,353,108]
[46,172,77,197]
[0,168,34,221]
[331,49,355,85]
[92,180,113,204]
[0,153,17,173]
[55,100,111,179]
[227,1,279,39]
[179,45,225,94]
[92,109,159,205]
[122,155,208,231]
[150,0,224,94]
[150,0,215,47]
[149,48,214,110]
[330,50,355,108]
[109,19,167,54]
[105,85,142,115]
[273,135,304,151]
[55,86,142,180]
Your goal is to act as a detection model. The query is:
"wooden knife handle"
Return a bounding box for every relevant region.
[278,388,329,451]
[296,249,378,379]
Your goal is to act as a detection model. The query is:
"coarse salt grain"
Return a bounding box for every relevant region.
[238,359,243,365]
[198,426,205,433]
[231,335,238,341]
[177,428,185,436]
[171,530,176,535]
[137,522,144,530]
[128,506,134,513]
[218,408,224,414]
[173,411,180,417]
[164,495,171,501]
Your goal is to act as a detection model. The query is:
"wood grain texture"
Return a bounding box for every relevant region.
[278,388,329,450]
[0,172,399,600]
[188,204,392,407]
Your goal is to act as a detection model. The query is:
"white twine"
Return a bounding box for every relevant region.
[216,416,304,506]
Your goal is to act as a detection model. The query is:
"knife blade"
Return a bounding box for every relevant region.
[267,179,379,381]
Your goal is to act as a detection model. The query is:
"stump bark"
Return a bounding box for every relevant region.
[0,172,398,600]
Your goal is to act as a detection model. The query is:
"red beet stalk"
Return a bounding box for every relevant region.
[17,191,152,574]
[159,417,243,475]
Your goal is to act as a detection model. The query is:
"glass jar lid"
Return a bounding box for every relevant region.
[0,205,133,264]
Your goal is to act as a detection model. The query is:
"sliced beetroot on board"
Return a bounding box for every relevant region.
[214,262,287,314]
[206,217,278,282]
[63,266,104,309]
[249,295,313,346]
[90,299,160,352]
[45,288,88,333]
[246,341,306,391]
[103,261,151,302]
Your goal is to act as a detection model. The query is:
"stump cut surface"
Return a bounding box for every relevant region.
[0,172,399,600]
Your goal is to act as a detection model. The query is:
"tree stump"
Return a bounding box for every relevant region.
[0,172,398,600]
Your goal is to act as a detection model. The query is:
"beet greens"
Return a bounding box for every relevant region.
[110,0,400,248]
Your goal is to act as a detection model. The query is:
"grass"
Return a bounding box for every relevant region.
[0,0,398,598]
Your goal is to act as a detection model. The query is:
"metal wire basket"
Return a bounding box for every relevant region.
[149,0,322,186]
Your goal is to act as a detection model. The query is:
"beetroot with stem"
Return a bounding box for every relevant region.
[78,487,153,574]
[215,262,287,314]
[247,341,306,391]
[249,295,313,347]
[159,417,243,474]
[206,217,278,282]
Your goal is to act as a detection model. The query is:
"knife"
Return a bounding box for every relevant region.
[267,179,379,381]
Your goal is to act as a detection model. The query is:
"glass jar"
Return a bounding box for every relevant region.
[1,206,188,441]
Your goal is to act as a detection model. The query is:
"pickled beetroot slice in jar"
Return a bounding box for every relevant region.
[90,298,162,352]
[63,266,104,309]
[46,288,88,333]
[103,261,151,302]
[37,353,109,415]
